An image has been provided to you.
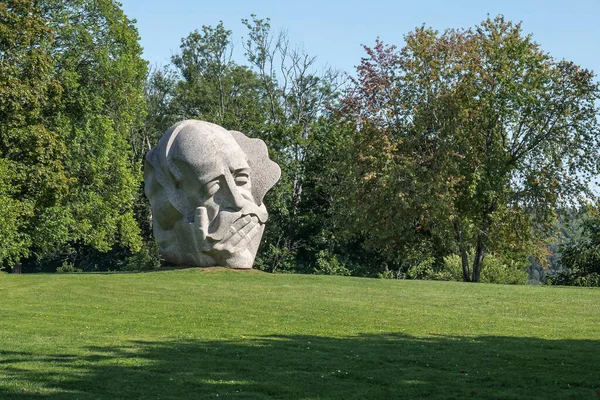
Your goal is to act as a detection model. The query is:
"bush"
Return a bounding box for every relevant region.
[437,255,465,281]
[314,250,351,276]
[553,207,600,287]
[480,256,528,285]
[405,257,437,280]
[254,243,298,273]
[56,261,82,273]
[118,242,162,272]
[547,270,600,287]
[439,253,528,284]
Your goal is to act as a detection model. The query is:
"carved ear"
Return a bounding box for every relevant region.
[229,130,281,205]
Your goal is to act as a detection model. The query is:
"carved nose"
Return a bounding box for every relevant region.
[222,174,245,210]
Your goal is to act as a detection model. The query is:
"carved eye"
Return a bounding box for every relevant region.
[234,173,249,186]
[206,180,220,196]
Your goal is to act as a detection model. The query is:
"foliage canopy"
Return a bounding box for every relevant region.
[0,0,147,270]
[337,16,600,281]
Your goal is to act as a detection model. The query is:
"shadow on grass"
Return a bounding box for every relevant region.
[1,333,598,399]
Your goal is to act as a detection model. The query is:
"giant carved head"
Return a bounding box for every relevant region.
[144,120,281,268]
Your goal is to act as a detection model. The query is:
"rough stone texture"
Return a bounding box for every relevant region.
[144,120,280,268]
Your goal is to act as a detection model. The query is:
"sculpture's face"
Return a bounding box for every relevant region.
[178,136,255,227]
[190,146,255,230]
[145,120,280,269]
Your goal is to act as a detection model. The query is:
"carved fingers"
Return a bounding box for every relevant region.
[194,206,209,240]
[188,209,262,258]
[214,215,261,254]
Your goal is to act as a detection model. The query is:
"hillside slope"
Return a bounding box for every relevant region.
[1,270,599,399]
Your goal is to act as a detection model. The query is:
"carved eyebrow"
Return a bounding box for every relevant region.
[233,167,251,176]
[197,171,221,184]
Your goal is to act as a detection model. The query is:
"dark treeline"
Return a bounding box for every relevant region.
[1,1,599,285]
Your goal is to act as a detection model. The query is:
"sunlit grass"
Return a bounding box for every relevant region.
[1,269,599,399]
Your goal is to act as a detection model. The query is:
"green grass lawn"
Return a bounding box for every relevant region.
[0,269,599,399]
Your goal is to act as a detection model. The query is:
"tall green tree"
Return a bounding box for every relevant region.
[0,0,148,271]
[338,16,600,281]
[170,21,265,131]
[0,0,67,267]
[241,16,343,271]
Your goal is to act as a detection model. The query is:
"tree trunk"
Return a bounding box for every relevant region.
[471,201,497,282]
[460,249,470,282]
[453,219,470,282]
[288,172,302,246]
[471,235,486,282]
[12,263,22,274]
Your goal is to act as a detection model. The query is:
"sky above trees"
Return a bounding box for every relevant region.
[120,0,600,78]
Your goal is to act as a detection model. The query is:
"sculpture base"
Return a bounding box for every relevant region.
[157,265,257,272]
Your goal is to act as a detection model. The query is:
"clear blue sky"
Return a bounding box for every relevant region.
[120,0,600,78]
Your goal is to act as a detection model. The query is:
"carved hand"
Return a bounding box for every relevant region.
[213,215,261,255]
[189,206,210,252]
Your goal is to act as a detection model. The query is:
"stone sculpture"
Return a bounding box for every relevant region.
[144,120,280,268]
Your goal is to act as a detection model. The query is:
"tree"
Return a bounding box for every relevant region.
[0,0,69,268]
[0,0,148,271]
[131,66,179,172]
[241,15,343,271]
[338,16,600,281]
[552,205,600,286]
[170,21,265,131]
